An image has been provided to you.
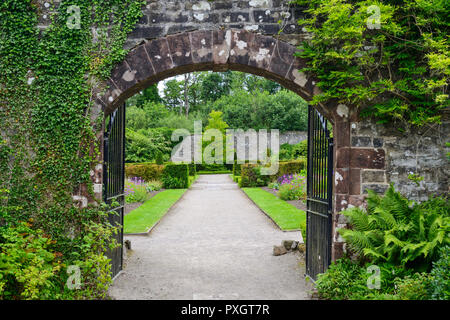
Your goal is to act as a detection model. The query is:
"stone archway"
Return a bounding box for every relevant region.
[100,30,326,117]
[91,29,362,262]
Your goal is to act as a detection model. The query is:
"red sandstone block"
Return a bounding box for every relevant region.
[144,38,174,74]
[350,148,386,169]
[167,33,193,67]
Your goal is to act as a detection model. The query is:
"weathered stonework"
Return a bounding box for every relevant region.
[351,118,449,202]
[85,0,450,263]
[99,29,324,117]
[123,0,308,50]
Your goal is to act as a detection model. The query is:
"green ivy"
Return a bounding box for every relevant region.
[295,0,449,129]
[0,0,144,299]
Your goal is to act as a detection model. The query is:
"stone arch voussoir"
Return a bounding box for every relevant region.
[97,29,330,119]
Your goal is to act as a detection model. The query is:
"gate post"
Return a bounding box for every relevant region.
[331,104,353,261]
[92,99,107,204]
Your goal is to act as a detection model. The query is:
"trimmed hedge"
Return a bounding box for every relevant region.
[125,163,165,181]
[239,159,307,187]
[240,164,271,187]
[162,163,189,189]
[196,163,229,172]
[279,140,308,161]
[277,158,307,179]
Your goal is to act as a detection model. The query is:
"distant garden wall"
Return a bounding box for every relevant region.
[280,131,307,145]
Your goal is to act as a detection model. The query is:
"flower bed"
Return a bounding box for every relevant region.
[269,172,307,201]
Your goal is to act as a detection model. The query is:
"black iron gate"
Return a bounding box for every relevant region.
[103,103,126,279]
[305,106,334,281]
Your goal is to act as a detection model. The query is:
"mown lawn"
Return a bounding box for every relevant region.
[242,187,306,236]
[124,189,186,234]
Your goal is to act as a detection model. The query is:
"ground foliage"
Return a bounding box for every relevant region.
[316,185,449,300]
[339,185,449,272]
[0,0,144,299]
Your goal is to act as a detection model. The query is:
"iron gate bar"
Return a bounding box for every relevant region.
[305,105,334,281]
[103,103,126,279]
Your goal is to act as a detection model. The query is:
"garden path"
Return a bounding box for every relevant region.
[109,174,308,300]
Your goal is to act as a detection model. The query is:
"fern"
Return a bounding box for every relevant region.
[339,184,450,271]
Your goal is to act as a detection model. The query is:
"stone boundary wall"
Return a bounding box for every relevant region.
[351,119,449,202]
[279,131,307,145]
[126,0,306,50]
[34,0,446,262]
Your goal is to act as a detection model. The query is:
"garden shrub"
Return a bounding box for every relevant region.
[240,164,271,188]
[162,164,189,189]
[196,164,229,172]
[277,159,307,180]
[239,160,308,188]
[278,184,296,201]
[339,185,450,272]
[393,273,433,300]
[155,151,164,165]
[276,174,307,201]
[315,258,371,300]
[232,161,241,177]
[316,184,449,300]
[430,245,450,300]
[279,141,308,161]
[315,257,431,300]
[0,222,62,300]
[125,177,149,203]
[146,180,163,192]
[125,163,165,182]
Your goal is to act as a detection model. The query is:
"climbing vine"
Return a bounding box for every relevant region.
[0,0,144,299]
[295,0,449,129]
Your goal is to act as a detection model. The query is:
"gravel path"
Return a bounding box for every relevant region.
[109,174,308,300]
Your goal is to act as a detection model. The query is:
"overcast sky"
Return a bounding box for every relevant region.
[157,75,185,98]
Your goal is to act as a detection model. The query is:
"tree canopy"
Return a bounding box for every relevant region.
[126,71,306,133]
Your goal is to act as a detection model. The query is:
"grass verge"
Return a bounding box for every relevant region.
[188,175,199,187]
[242,187,306,236]
[124,189,186,234]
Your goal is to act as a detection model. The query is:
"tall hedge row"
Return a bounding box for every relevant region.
[125,163,165,181]
[162,164,189,189]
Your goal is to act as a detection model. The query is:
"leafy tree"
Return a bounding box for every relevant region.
[126,102,169,131]
[211,89,308,131]
[200,72,232,102]
[205,110,229,133]
[127,84,162,108]
[295,0,449,128]
[163,79,184,112]
[125,128,171,163]
[228,72,281,94]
